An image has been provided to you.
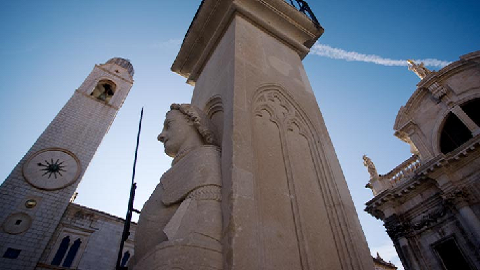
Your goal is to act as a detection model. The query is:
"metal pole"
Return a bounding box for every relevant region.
[116,108,144,270]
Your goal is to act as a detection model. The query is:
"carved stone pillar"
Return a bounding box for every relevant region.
[451,105,480,136]
[171,1,373,269]
[385,215,422,270]
[444,189,480,243]
[397,237,422,270]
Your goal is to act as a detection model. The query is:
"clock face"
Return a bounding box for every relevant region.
[23,148,81,190]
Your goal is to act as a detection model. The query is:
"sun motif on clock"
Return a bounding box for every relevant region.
[23,149,81,190]
[37,159,67,179]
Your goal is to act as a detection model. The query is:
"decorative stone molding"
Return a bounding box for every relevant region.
[384,205,448,240]
[410,205,448,231]
[365,155,421,196]
[251,85,372,270]
[369,132,480,204]
[427,82,449,100]
[205,96,224,119]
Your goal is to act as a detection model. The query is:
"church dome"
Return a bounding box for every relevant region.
[106,57,134,77]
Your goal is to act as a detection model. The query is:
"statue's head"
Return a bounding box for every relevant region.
[157,104,217,157]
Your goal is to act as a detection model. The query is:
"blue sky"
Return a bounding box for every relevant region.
[1,1,479,269]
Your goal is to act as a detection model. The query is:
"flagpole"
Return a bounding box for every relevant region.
[116,108,143,270]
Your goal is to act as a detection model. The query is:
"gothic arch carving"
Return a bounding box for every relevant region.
[205,95,224,143]
[251,84,363,270]
[205,95,224,119]
[253,86,310,138]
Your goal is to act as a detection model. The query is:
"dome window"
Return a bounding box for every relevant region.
[440,112,472,154]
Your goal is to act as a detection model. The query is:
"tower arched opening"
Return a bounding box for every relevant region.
[91,79,116,103]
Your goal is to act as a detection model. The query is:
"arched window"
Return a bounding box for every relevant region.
[440,113,472,154]
[90,79,116,103]
[62,238,82,267]
[51,236,70,266]
[460,98,480,127]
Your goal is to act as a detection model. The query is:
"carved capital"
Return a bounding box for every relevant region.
[442,188,471,208]
[385,215,410,240]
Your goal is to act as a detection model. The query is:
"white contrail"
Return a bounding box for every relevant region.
[311,44,451,68]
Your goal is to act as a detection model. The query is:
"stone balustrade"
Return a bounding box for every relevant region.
[368,155,421,195]
[381,155,421,184]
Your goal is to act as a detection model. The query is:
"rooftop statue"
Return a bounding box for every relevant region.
[132,104,223,270]
[407,59,432,79]
[362,155,378,180]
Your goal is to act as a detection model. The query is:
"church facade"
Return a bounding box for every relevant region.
[36,202,136,270]
[365,51,480,270]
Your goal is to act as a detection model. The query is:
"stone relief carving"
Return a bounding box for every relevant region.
[252,88,311,268]
[254,89,308,135]
[252,85,365,270]
[442,188,472,208]
[132,104,223,270]
[411,205,448,231]
[385,205,449,240]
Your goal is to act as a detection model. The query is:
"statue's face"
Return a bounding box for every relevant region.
[157,110,194,157]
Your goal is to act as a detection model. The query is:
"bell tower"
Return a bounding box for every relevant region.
[0,58,134,269]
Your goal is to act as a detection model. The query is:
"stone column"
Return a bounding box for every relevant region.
[172,1,373,269]
[397,237,422,270]
[451,105,480,136]
[445,190,480,243]
[458,206,480,241]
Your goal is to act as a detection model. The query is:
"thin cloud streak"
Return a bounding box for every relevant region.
[311,44,451,68]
